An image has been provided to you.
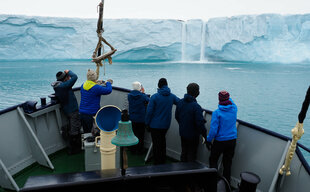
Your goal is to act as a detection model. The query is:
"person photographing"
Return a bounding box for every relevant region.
[79,69,113,134]
[52,70,81,154]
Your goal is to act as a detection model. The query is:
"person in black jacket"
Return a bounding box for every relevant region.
[51,70,81,154]
[175,83,207,162]
[128,81,149,154]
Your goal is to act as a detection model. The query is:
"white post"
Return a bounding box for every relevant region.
[95,130,117,170]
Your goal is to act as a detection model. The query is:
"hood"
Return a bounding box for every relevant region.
[129,90,143,100]
[51,81,61,88]
[218,104,234,111]
[157,85,171,96]
[83,80,96,91]
[218,99,235,112]
[184,94,196,103]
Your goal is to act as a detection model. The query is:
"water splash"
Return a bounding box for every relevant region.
[200,21,207,62]
[181,21,187,61]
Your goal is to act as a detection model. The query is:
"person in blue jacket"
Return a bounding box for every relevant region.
[145,78,180,164]
[206,90,238,184]
[52,70,81,154]
[128,81,150,154]
[175,83,207,162]
[79,69,113,133]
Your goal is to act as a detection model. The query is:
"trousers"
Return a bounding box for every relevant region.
[150,128,168,165]
[180,136,199,162]
[209,139,236,183]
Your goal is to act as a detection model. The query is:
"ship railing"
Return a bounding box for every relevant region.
[0,86,309,192]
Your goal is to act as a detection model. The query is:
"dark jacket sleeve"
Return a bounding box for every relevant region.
[145,95,155,125]
[175,103,180,123]
[195,104,207,138]
[61,71,77,88]
[144,94,150,103]
[173,94,180,105]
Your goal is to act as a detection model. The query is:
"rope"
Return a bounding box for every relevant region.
[92,1,117,79]
[298,86,310,123]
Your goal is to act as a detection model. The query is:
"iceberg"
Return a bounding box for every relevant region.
[1,14,310,64]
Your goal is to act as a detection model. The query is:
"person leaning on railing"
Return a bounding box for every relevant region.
[79,69,113,134]
[51,70,81,154]
[175,83,207,162]
[206,90,238,185]
[128,81,150,155]
[145,78,180,165]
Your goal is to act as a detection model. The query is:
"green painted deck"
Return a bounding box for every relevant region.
[0,148,178,192]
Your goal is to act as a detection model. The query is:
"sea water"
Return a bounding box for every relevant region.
[0,60,309,161]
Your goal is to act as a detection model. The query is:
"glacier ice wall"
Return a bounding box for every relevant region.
[1,14,310,63]
[206,14,310,63]
[0,15,182,62]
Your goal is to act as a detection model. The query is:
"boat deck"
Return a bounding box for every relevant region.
[1,87,309,192]
[20,162,217,192]
[0,148,177,192]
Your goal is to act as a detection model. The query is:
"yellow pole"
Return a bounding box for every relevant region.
[95,130,117,170]
[279,122,304,176]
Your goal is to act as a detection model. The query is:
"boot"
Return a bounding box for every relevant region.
[74,134,82,153]
[67,135,74,155]
[67,134,82,155]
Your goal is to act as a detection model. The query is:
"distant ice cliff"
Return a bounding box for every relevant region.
[1,14,310,63]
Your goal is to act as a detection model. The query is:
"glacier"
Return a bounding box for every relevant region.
[1,14,310,63]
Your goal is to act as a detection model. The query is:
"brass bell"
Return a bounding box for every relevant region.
[111,110,139,147]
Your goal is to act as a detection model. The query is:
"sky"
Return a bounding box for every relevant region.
[0,0,309,21]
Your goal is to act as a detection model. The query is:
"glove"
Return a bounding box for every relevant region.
[96,80,105,85]
[206,141,212,151]
[106,79,113,84]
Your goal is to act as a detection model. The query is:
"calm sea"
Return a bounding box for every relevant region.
[0,60,309,160]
